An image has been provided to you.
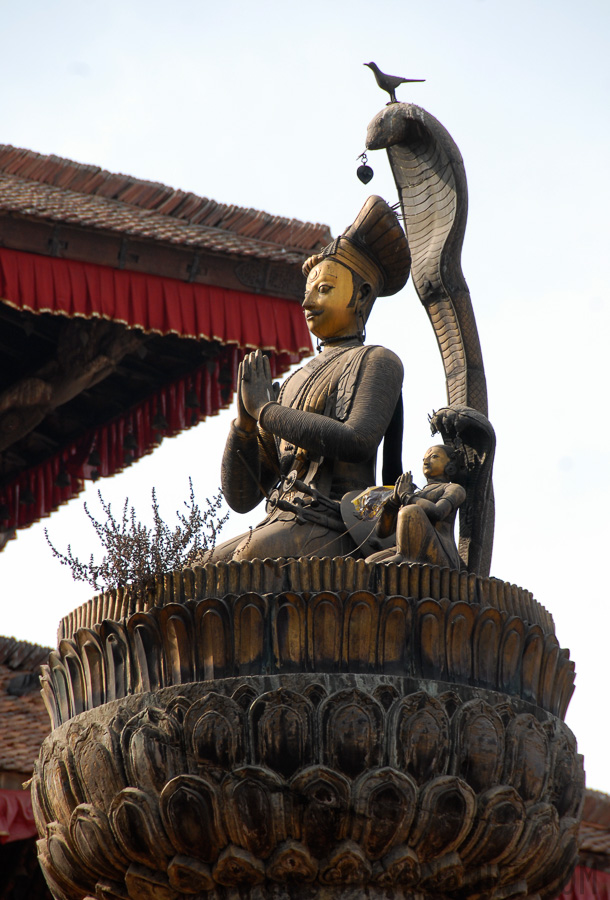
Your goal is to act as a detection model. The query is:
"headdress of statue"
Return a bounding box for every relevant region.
[303,195,411,301]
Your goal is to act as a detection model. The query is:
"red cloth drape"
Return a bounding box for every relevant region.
[0,789,36,844]
[0,247,312,355]
[0,347,243,531]
[0,248,313,533]
[559,866,610,899]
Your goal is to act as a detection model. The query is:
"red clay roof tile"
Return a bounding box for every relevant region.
[583,790,610,830]
[580,822,610,856]
[0,145,332,262]
[0,638,52,777]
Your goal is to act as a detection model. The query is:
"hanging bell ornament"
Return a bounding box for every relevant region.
[185,389,200,409]
[20,488,35,506]
[357,164,374,184]
[54,469,72,488]
[356,151,374,184]
[88,449,101,467]
[152,411,169,432]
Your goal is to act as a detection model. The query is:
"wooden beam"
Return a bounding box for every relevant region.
[0,214,305,301]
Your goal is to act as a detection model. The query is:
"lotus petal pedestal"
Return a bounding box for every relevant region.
[33,559,584,900]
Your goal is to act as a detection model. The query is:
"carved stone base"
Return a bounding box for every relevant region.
[32,673,583,900]
[41,584,574,732]
[34,564,583,899]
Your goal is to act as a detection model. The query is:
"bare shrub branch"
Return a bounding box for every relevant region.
[45,479,228,600]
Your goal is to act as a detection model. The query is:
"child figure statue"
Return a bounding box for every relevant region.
[366,444,466,569]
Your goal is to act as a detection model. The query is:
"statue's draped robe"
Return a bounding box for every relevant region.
[215,338,403,561]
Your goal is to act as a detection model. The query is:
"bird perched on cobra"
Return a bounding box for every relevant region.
[364,61,425,104]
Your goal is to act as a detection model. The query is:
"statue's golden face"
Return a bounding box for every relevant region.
[422,446,450,479]
[303,259,359,340]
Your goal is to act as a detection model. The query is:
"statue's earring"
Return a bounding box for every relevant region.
[357,309,366,343]
[444,459,458,480]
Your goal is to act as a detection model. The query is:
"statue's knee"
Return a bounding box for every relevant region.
[397,504,427,524]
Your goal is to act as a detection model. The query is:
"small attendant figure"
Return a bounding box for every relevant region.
[366,444,466,569]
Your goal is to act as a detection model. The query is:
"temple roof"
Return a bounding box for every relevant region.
[0,146,319,538]
[0,637,51,779]
[0,145,331,265]
[578,790,610,869]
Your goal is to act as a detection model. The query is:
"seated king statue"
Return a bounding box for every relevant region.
[209,195,411,562]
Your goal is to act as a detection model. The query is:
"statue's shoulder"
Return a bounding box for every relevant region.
[335,345,402,422]
[445,481,467,505]
[362,344,403,374]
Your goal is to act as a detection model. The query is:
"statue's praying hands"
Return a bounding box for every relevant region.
[236,350,276,432]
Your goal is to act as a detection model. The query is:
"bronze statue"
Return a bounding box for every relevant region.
[211,195,411,562]
[211,104,499,577]
[366,444,465,568]
[33,98,583,900]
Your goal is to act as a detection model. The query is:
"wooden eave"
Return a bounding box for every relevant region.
[0,148,321,536]
[0,212,308,302]
[0,147,332,301]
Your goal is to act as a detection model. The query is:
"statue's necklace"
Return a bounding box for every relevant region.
[317,334,363,351]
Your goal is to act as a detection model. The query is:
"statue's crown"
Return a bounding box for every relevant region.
[304,195,411,297]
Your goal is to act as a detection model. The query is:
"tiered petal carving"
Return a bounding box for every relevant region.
[34,678,583,900]
[42,592,575,730]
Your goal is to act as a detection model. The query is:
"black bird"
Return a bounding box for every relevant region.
[364,62,425,104]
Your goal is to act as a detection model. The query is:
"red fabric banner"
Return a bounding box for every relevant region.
[0,247,312,355]
[0,347,239,531]
[0,247,313,534]
[560,866,610,900]
[0,789,36,844]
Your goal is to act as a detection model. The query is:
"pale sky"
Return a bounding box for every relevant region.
[1,0,609,791]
